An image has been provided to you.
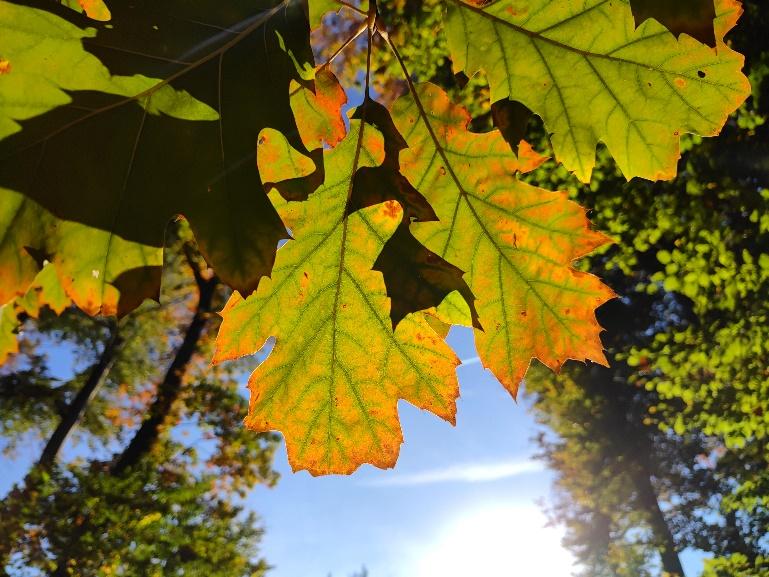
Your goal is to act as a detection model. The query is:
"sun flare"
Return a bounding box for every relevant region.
[415,504,575,577]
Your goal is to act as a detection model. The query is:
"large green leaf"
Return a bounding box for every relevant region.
[444,0,750,181]
[393,83,615,396]
[214,120,460,475]
[0,0,315,313]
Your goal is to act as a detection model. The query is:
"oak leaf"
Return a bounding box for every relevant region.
[0,0,314,314]
[393,84,615,396]
[214,120,460,475]
[444,0,750,181]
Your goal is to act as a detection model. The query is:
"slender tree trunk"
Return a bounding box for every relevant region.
[48,252,218,577]
[0,325,120,575]
[111,271,217,475]
[39,330,122,467]
[632,470,685,577]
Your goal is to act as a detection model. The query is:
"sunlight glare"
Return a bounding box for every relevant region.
[415,504,575,577]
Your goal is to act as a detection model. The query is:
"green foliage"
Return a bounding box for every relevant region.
[9,447,270,577]
[0,223,279,574]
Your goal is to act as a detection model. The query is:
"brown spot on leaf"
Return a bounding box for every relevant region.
[674,77,686,88]
[382,200,401,219]
[0,59,11,75]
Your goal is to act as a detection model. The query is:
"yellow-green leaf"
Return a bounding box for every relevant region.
[214,120,460,475]
[444,0,751,181]
[0,302,18,364]
[393,83,615,396]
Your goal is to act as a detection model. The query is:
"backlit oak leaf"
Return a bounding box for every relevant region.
[0,0,314,314]
[214,120,460,475]
[444,0,750,181]
[393,84,615,396]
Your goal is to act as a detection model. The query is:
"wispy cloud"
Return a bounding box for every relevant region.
[364,459,544,487]
[459,356,481,367]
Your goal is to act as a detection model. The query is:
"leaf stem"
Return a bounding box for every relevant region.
[319,21,369,71]
[335,0,367,16]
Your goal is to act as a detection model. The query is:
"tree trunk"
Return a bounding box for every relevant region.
[111,271,216,475]
[39,330,122,467]
[633,470,685,577]
[0,326,120,575]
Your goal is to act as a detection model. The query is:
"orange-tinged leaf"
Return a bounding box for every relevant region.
[258,129,317,185]
[393,84,615,396]
[61,0,111,21]
[80,0,111,20]
[0,263,73,365]
[291,68,348,149]
[215,120,460,475]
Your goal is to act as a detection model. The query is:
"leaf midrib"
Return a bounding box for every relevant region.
[403,90,581,340]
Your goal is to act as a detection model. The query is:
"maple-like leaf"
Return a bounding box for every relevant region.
[443,0,751,181]
[0,0,314,313]
[392,83,615,396]
[214,119,460,475]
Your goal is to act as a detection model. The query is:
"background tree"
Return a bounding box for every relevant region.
[520,1,769,575]
[0,222,279,576]
[314,0,768,573]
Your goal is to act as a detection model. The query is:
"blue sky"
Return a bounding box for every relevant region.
[0,326,574,577]
[247,326,574,577]
[0,327,710,577]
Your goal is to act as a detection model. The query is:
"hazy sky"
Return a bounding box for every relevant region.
[0,327,710,577]
[248,326,575,577]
